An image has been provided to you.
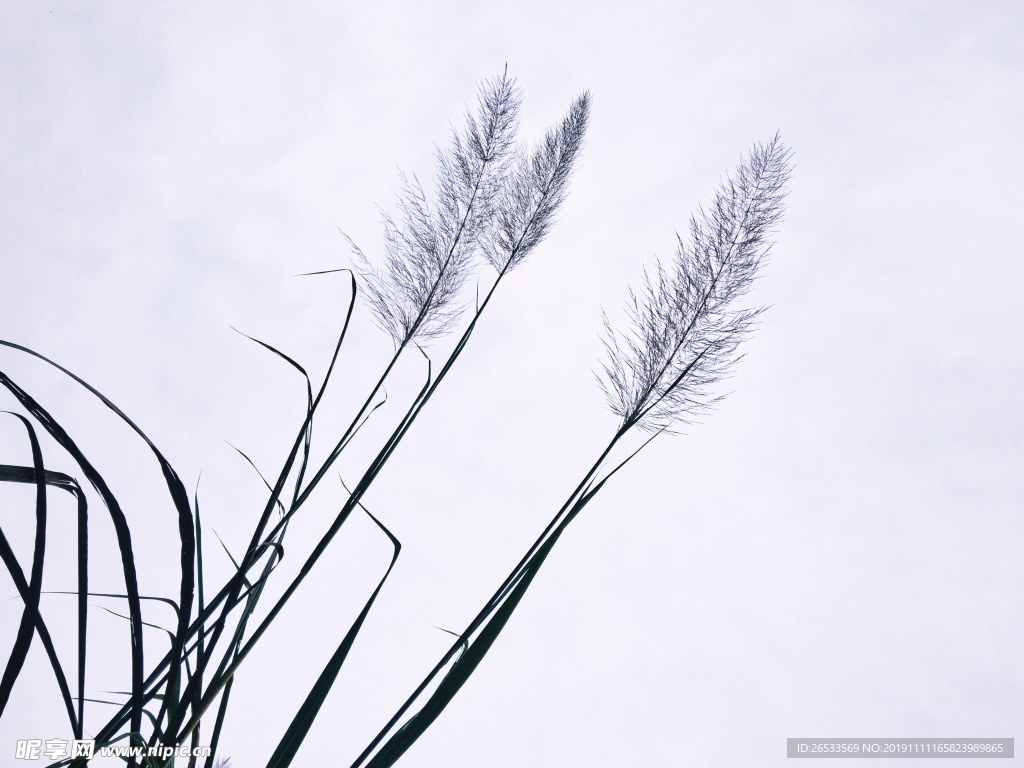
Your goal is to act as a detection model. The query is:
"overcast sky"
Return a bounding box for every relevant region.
[1,2,1022,766]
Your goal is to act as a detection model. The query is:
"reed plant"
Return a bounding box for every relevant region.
[0,70,791,767]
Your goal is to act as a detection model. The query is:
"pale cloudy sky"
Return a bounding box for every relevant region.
[1,2,1022,767]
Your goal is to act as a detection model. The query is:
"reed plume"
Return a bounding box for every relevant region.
[481,91,590,273]
[351,71,522,345]
[599,135,792,433]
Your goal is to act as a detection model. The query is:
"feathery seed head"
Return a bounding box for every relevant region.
[352,71,524,346]
[598,135,792,434]
[482,91,591,273]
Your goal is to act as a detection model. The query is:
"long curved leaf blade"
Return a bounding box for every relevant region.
[0,459,90,735]
[266,508,400,768]
[1,342,198,747]
[0,417,49,719]
[0,367,147,741]
[361,484,607,768]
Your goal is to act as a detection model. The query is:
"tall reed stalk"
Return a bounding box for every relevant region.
[0,70,790,768]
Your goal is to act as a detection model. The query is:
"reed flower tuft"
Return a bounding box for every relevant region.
[480,91,591,273]
[352,71,523,345]
[599,135,792,433]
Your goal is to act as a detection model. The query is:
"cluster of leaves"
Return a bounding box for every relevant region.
[0,69,790,768]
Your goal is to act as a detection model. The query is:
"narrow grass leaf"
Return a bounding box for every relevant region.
[266,507,400,768]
